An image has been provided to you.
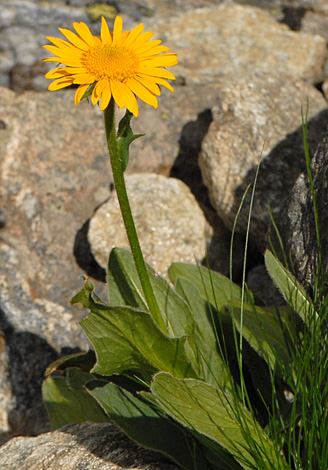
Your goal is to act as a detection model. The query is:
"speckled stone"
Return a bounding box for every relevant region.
[0,422,178,470]
[198,71,328,249]
[151,4,327,86]
[88,173,212,277]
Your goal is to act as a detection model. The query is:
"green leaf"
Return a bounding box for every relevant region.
[107,248,147,309]
[108,248,195,337]
[116,110,144,172]
[264,250,315,324]
[169,262,251,311]
[107,248,228,383]
[175,277,228,386]
[74,278,196,378]
[86,380,210,469]
[152,373,289,470]
[42,368,109,430]
[80,82,96,101]
[227,301,294,373]
[44,350,96,377]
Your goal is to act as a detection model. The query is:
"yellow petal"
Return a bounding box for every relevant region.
[126,78,158,108]
[136,39,162,55]
[101,16,112,44]
[73,73,96,84]
[129,32,155,51]
[48,77,74,91]
[75,84,89,105]
[92,78,107,105]
[111,79,126,109]
[46,67,87,79]
[143,54,178,67]
[45,36,74,50]
[134,76,160,96]
[100,80,112,111]
[140,45,170,56]
[137,66,176,80]
[139,75,174,92]
[73,22,97,47]
[59,28,90,51]
[122,23,144,48]
[119,83,139,117]
[138,65,175,80]
[120,31,130,44]
[112,16,123,46]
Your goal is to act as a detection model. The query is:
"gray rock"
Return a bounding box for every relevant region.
[0,82,229,438]
[88,174,212,277]
[125,83,221,175]
[0,0,90,90]
[301,10,328,41]
[0,87,112,437]
[0,421,178,470]
[152,4,327,85]
[246,265,286,306]
[2,2,328,92]
[274,128,328,289]
[198,71,328,250]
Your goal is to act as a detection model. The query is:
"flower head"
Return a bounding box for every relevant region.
[43,16,178,117]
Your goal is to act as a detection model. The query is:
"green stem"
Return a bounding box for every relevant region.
[103,100,166,332]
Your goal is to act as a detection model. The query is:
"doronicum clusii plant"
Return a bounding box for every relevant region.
[41,16,327,470]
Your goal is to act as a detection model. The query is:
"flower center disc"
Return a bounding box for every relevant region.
[83,46,139,81]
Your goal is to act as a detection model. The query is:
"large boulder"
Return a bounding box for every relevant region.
[0,422,178,470]
[198,72,328,250]
[274,128,328,289]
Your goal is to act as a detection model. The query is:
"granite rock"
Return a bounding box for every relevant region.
[274,128,328,289]
[1,2,328,91]
[152,4,327,86]
[0,87,111,438]
[0,422,178,470]
[88,174,212,277]
[198,71,328,250]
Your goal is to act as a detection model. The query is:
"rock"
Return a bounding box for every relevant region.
[0,82,229,438]
[246,265,286,306]
[0,87,110,348]
[0,422,178,470]
[323,79,328,99]
[152,4,327,85]
[0,0,90,89]
[301,10,328,41]
[125,83,221,175]
[236,0,328,13]
[88,174,212,277]
[198,71,328,250]
[0,87,112,437]
[1,2,328,91]
[274,128,328,289]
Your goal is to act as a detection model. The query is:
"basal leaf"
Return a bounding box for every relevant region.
[264,250,315,324]
[75,279,196,378]
[168,262,251,312]
[107,248,214,379]
[152,373,289,470]
[42,367,109,430]
[175,277,228,386]
[44,350,96,377]
[227,300,294,373]
[86,380,210,469]
[81,307,196,379]
[108,248,196,338]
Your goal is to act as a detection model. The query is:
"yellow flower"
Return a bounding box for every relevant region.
[42,16,178,117]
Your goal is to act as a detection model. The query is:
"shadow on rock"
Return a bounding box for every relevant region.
[0,311,81,442]
[171,108,262,282]
[74,219,106,283]
[234,108,328,253]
